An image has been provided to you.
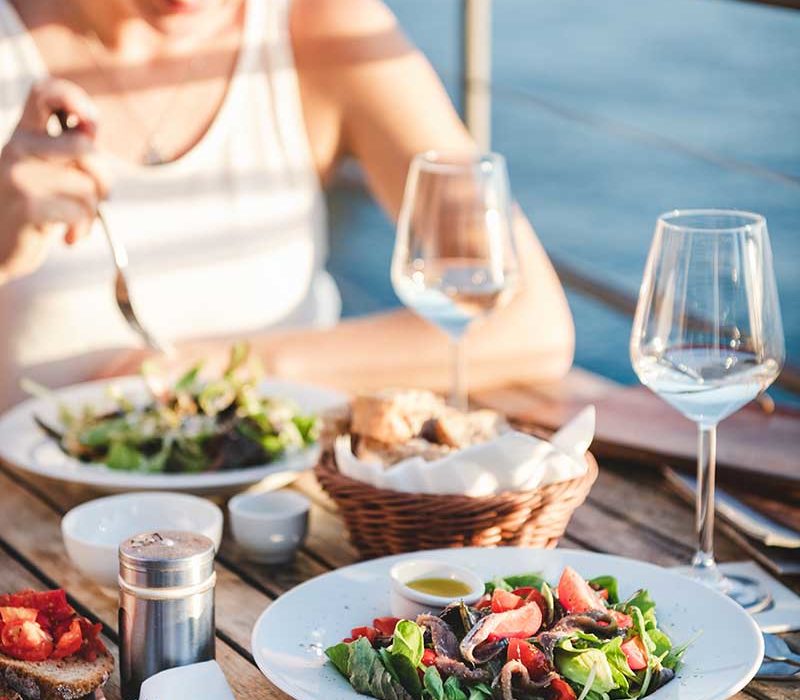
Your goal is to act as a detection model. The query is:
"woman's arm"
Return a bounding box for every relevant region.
[261,0,573,391]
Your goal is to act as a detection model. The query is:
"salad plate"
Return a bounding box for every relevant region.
[0,375,347,494]
[251,547,763,700]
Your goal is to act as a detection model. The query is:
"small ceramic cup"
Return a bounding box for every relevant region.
[228,490,310,563]
[389,559,484,619]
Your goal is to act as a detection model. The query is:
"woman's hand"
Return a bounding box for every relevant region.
[0,78,110,284]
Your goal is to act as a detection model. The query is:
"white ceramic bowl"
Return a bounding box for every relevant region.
[228,490,310,563]
[62,492,223,588]
[389,559,484,619]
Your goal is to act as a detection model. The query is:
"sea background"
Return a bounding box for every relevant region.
[325,0,799,400]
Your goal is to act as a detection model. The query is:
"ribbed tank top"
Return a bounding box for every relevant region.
[0,0,340,409]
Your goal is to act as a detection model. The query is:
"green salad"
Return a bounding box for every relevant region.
[326,567,693,700]
[32,344,317,473]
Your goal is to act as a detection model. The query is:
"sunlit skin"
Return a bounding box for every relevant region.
[0,0,574,394]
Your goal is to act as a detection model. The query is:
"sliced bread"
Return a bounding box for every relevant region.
[0,649,114,700]
[351,389,445,444]
[0,675,23,700]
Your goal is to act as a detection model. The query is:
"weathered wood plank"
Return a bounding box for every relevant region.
[585,463,746,564]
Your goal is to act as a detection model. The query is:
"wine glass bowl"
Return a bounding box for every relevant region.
[392,151,519,408]
[631,209,785,607]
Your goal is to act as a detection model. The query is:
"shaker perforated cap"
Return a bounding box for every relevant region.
[119,530,215,588]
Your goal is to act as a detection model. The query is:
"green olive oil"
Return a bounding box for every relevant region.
[405,577,473,597]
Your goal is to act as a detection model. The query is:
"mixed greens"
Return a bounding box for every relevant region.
[32,344,317,473]
[326,567,692,700]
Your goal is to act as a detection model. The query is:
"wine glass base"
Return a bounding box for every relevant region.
[673,566,773,613]
[725,575,773,614]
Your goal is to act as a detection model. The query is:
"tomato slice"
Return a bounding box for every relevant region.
[475,594,492,610]
[524,589,549,619]
[349,626,379,645]
[608,610,633,629]
[491,589,523,613]
[485,603,543,640]
[421,649,437,667]
[0,620,54,662]
[547,678,577,700]
[507,638,550,681]
[511,587,535,598]
[621,636,648,671]
[52,619,83,660]
[77,619,106,661]
[0,590,74,621]
[557,567,605,614]
[372,617,400,637]
[0,607,38,624]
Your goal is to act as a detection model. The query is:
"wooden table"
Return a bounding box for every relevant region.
[0,373,797,700]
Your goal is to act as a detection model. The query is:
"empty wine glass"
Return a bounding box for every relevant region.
[392,152,519,409]
[631,209,785,609]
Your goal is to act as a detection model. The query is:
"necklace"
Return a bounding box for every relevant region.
[77,29,204,166]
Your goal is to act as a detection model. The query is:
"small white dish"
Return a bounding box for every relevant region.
[389,559,484,619]
[229,490,310,563]
[140,660,234,700]
[62,492,223,588]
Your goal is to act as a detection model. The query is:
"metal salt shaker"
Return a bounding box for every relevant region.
[119,531,216,700]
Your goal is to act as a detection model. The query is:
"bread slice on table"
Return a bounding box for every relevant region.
[0,650,114,700]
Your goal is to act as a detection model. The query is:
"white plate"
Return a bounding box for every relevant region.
[251,548,764,700]
[0,376,347,494]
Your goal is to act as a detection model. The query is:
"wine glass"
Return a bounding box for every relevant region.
[392,151,519,409]
[631,209,785,609]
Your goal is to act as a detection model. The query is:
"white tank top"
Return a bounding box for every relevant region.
[0,0,340,409]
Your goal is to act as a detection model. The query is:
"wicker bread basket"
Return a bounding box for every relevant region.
[314,443,598,560]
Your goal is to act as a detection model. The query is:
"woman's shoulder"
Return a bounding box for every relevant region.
[289,0,401,68]
[290,0,397,39]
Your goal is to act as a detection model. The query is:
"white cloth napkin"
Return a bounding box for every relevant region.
[138,661,235,700]
[335,406,595,496]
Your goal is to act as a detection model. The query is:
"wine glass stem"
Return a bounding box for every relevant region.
[450,338,468,411]
[693,424,718,572]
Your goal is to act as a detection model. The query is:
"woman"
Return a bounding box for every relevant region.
[0,0,573,409]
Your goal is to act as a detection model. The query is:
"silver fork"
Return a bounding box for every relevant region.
[55,110,173,355]
[95,206,173,354]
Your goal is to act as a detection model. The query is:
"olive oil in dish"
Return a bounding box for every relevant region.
[404,577,473,597]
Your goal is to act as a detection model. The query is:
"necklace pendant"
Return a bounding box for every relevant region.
[143,145,165,166]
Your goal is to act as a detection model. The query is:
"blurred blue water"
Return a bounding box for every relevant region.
[326,0,799,394]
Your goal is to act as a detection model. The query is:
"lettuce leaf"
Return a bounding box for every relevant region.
[442,676,468,700]
[466,683,492,700]
[556,638,617,694]
[485,573,545,594]
[589,575,619,604]
[347,637,413,700]
[325,641,352,677]
[621,590,657,629]
[389,620,425,667]
[601,636,636,695]
[648,628,673,658]
[423,666,444,700]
